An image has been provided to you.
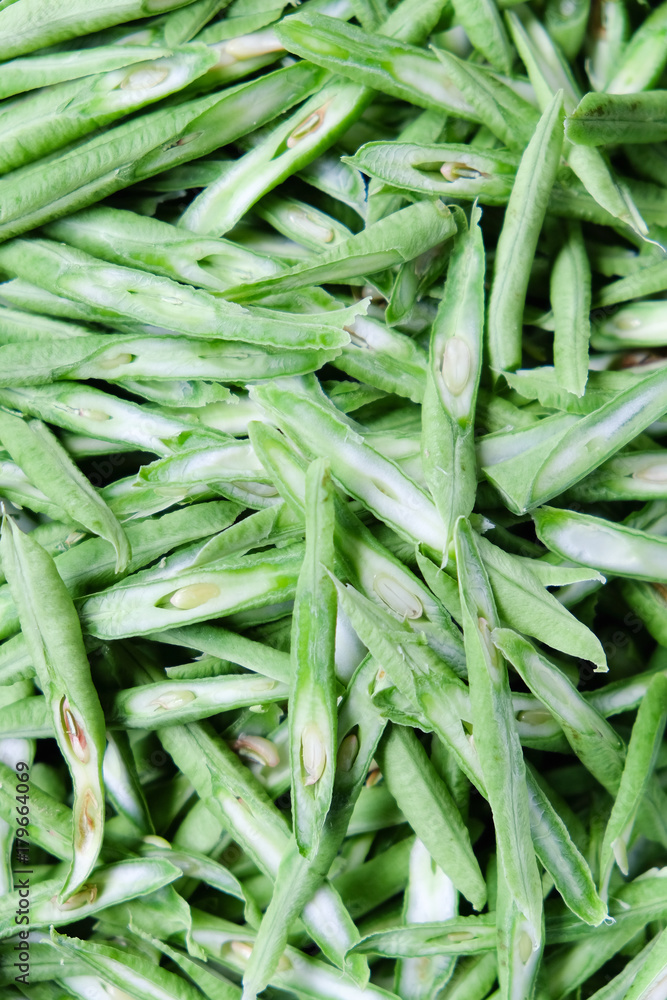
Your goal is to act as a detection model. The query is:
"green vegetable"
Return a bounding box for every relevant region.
[0,0,665,994]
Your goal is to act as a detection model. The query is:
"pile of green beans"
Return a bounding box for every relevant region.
[0,0,667,997]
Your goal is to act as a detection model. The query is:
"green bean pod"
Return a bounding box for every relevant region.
[533,506,667,583]
[0,518,108,901]
[487,90,564,375]
[454,517,543,947]
[79,542,304,639]
[0,412,130,572]
[566,92,667,146]
[598,674,667,898]
[422,205,484,549]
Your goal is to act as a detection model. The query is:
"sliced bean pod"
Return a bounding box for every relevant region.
[275,12,479,119]
[251,376,448,555]
[49,929,206,1000]
[222,199,457,303]
[159,722,362,973]
[598,674,667,899]
[492,629,623,790]
[289,459,337,857]
[487,91,564,375]
[454,517,543,946]
[486,366,667,513]
[376,724,486,911]
[422,205,484,549]
[0,61,327,242]
[44,205,283,292]
[0,412,129,572]
[0,858,181,938]
[351,915,497,957]
[566,91,667,146]
[79,542,304,639]
[346,142,520,205]
[0,518,107,901]
[0,45,218,175]
[495,855,543,1000]
[0,239,358,350]
[524,766,607,926]
[0,383,229,456]
[533,506,667,583]
[395,837,458,1000]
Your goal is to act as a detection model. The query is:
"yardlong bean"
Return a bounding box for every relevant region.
[0,0,665,993]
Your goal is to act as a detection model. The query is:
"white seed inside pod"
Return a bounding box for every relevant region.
[288,208,335,244]
[78,408,112,421]
[168,583,220,609]
[76,789,99,853]
[121,65,170,90]
[301,722,327,785]
[373,572,423,619]
[233,734,280,767]
[287,105,328,147]
[519,931,534,964]
[61,697,89,763]
[516,709,553,727]
[97,353,134,370]
[612,836,629,875]
[225,29,283,59]
[148,690,197,711]
[57,881,98,911]
[142,834,171,849]
[230,940,253,963]
[634,462,667,482]
[337,733,359,772]
[442,336,472,396]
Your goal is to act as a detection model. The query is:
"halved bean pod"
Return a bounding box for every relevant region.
[0,45,218,175]
[180,0,449,237]
[0,239,361,350]
[350,916,497,957]
[251,376,448,555]
[487,91,564,375]
[422,205,484,549]
[395,837,458,999]
[598,674,667,898]
[49,929,207,1000]
[0,412,129,572]
[0,501,239,640]
[0,518,108,901]
[0,43,180,100]
[0,61,326,242]
[79,542,304,639]
[44,205,283,292]
[492,629,623,792]
[533,506,667,583]
[0,334,350,387]
[486,366,667,513]
[159,721,364,975]
[346,143,521,205]
[0,858,181,938]
[0,383,229,456]
[566,92,667,146]
[288,459,337,858]
[566,451,667,503]
[222,199,457,303]
[454,518,543,951]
